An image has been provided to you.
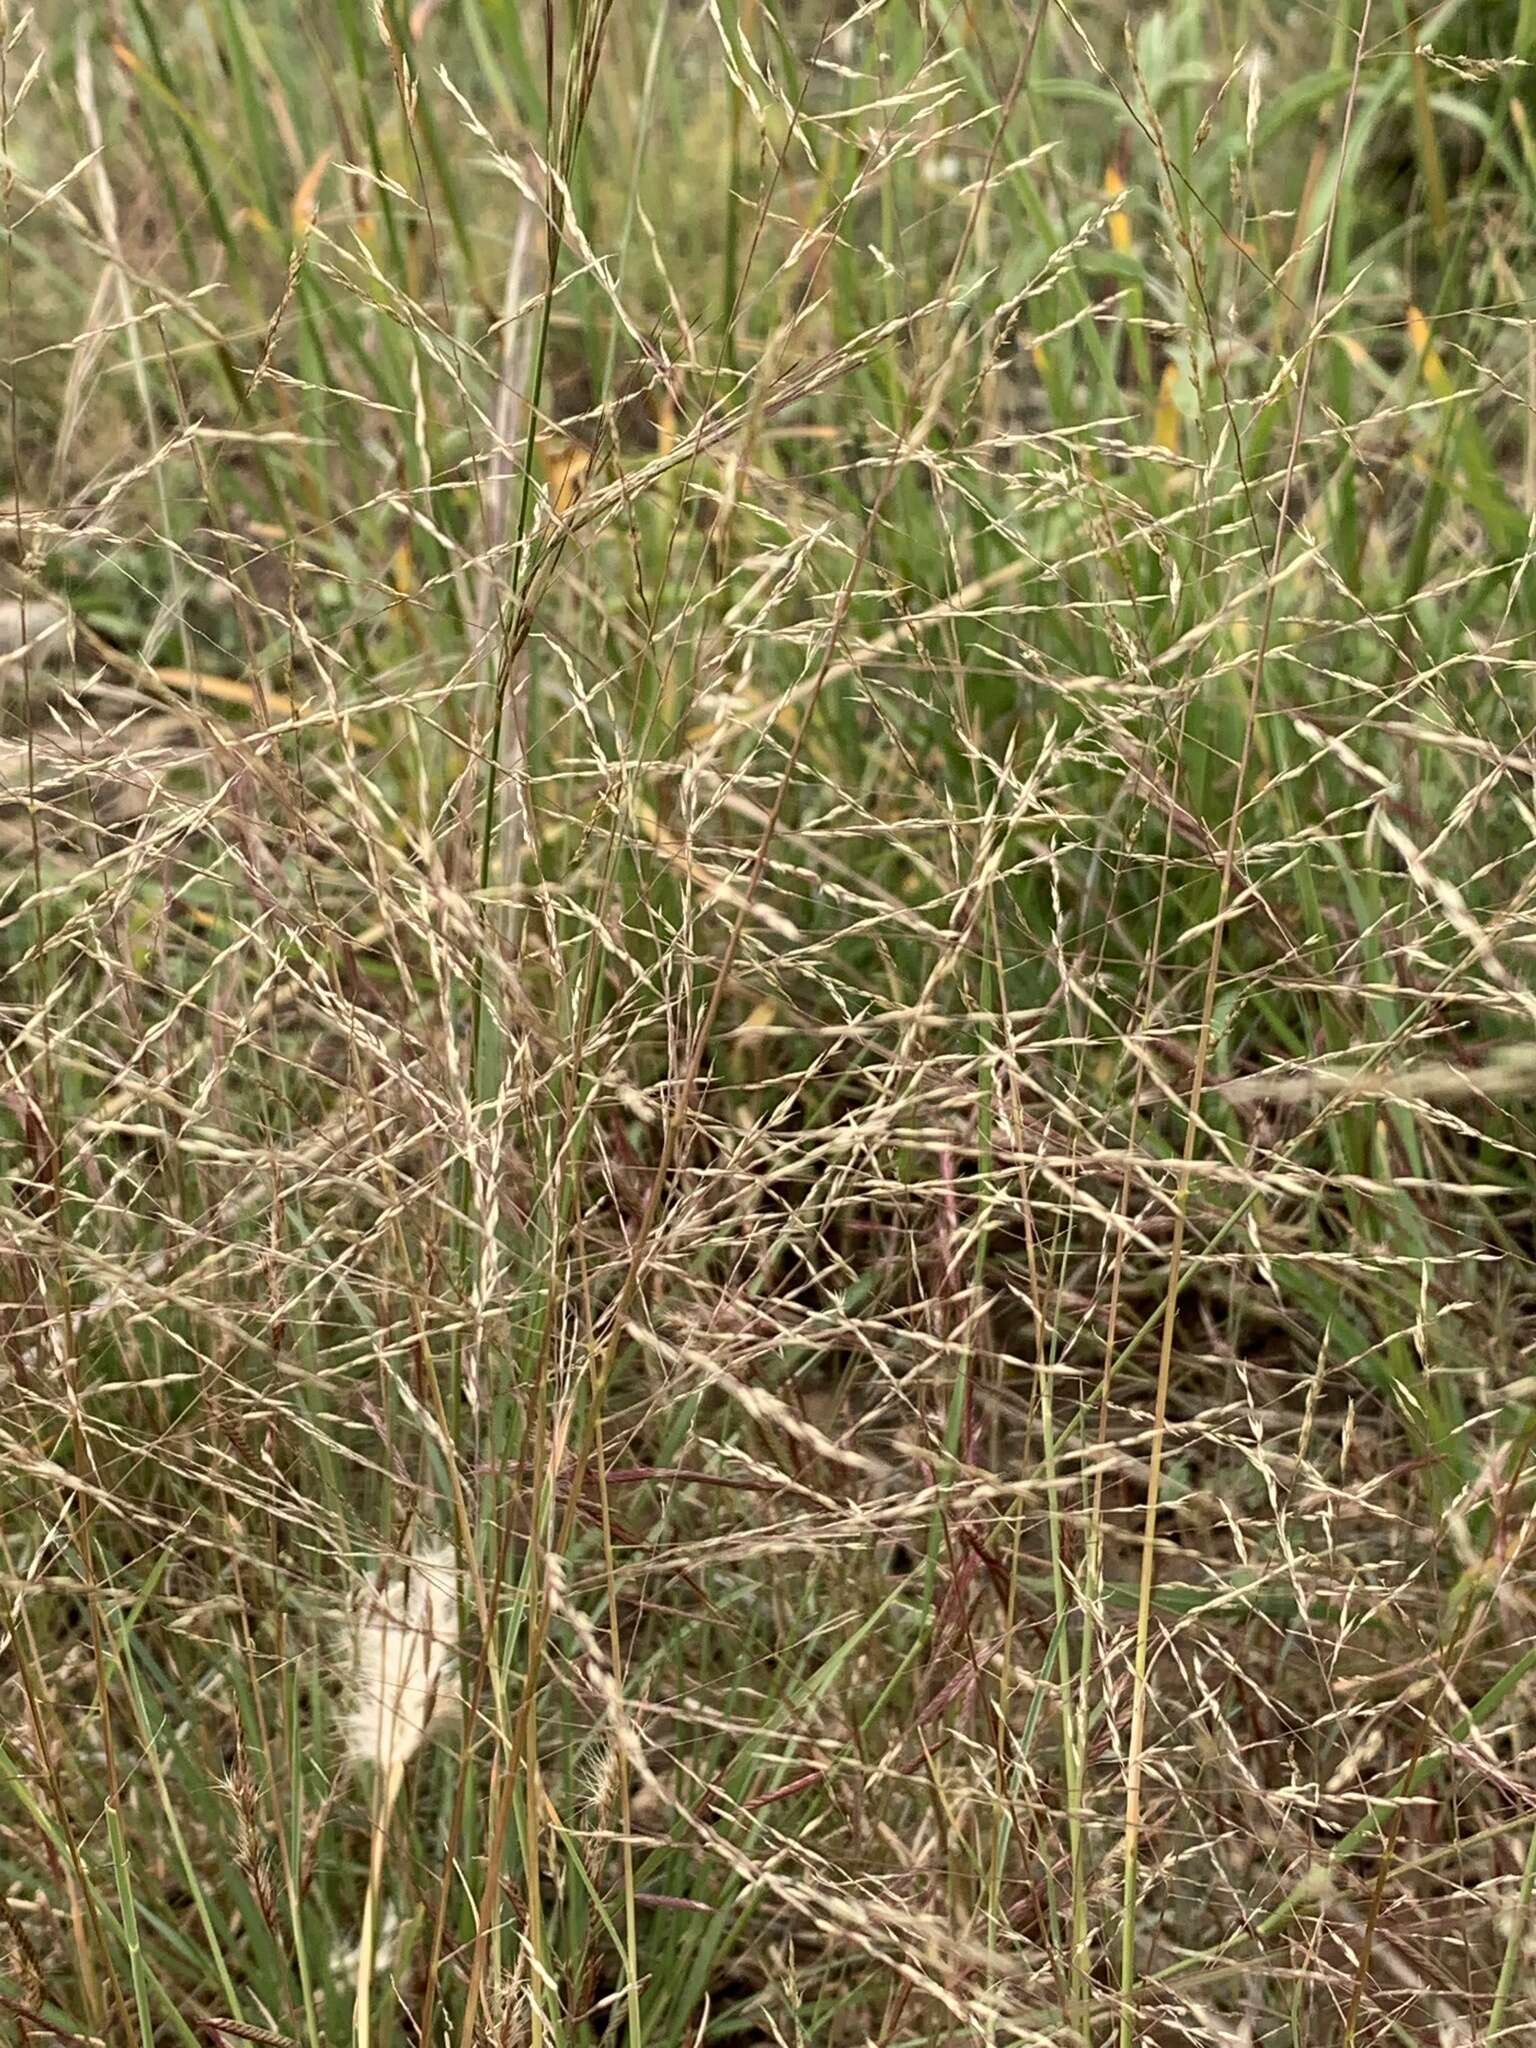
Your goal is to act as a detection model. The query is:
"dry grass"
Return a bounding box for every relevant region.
[3,2,1536,2046]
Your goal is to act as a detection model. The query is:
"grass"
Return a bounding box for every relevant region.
[3,0,1536,2044]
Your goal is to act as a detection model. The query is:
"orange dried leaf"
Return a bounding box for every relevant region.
[1103,163,1134,255]
[1154,362,1181,453]
[152,665,296,719]
[1407,303,1452,398]
[291,149,333,238]
[539,437,590,516]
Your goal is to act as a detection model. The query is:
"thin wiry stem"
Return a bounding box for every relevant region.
[1116,12,1374,2042]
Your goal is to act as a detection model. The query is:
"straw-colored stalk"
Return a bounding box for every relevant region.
[347,1540,459,2048]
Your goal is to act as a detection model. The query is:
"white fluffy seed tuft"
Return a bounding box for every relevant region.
[346,1538,459,1779]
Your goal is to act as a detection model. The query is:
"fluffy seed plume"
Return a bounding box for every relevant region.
[349,1538,460,2048]
[347,1538,459,1779]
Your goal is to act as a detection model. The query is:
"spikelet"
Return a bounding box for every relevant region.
[475,1970,532,2048]
[580,1735,620,1822]
[224,1731,278,1933]
[346,1538,459,1780]
[580,1736,620,1880]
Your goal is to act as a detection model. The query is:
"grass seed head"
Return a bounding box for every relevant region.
[346,1538,460,1780]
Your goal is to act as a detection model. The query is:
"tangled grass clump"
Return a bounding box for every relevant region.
[3,4,1536,2047]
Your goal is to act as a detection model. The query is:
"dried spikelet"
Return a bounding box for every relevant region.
[346,1538,459,1780]
[579,1736,620,1879]
[0,1894,46,2009]
[223,1732,277,1933]
[580,1736,620,1822]
[202,2022,302,2048]
[474,1969,531,2048]
[296,1767,345,1902]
